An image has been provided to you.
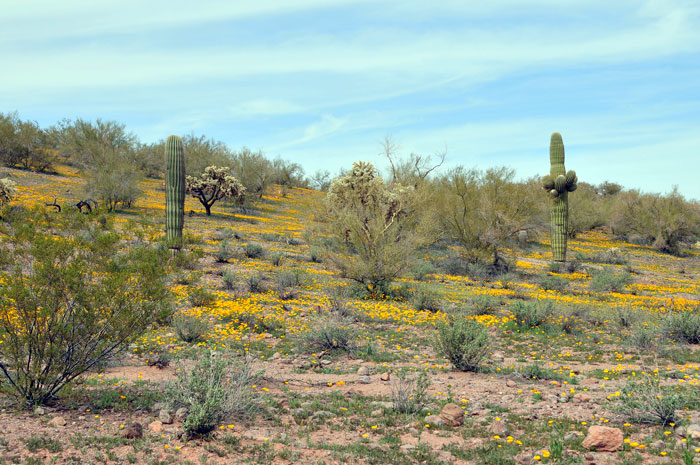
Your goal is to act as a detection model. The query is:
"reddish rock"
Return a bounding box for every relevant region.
[121,422,143,439]
[582,426,623,452]
[439,403,464,427]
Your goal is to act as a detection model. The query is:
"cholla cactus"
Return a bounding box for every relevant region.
[0,178,18,206]
[541,133,577,262]
[186,166,245,216]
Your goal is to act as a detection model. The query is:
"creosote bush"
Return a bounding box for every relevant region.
[589,270,632,293]
[663,311,700,344]
[299,318,355,353]
[173,313,210,343]
[511,301,553,328]
[613,375,689,425]
[434,319,489,372]
[166,352,260,438]
[539,274,568,292]
[244,243,264,259]
[0,209,170,406]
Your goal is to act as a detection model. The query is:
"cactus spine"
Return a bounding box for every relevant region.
[165,135,185,249]
[541,133,577,262]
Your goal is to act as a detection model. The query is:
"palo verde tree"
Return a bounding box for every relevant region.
[186,165,245,216]
[320,161,431,293]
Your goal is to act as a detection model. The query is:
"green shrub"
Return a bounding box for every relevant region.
[539,274,568,292]
[412,286,440,312]
[215,240,234,263]
[434,319,489,372]
[269,251,283,266]
[0,210,170,406]
[511,301,553,328]
[171,247,204,270]
[245,273,265,293]
[616,307,638,329]
[612,375,689,425]
[591,248,628,265]
[308,246,323,263]
[244,243,264,259]
[663,311,700,344]
[628,325,657,349]
[391,369,430,414]
[589,270,632,293]
[222,270,238,290]
[173,313,210,343]
[166,353,260,438]
[412,261,435,281]
[275,270,306,300]
[189,286,215,307]
[299,318,354,353]
[469,294,499,316]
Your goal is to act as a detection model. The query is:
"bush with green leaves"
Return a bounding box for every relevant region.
[412,286,440,312]
[173,313,210,343]
[612,375,690,425]
[215,240,234,263]
[510,301,553,328]
[189,286,215,307]
[434,318,489,372]
[244,243,264,259]
[275,269,306,300]
[391,369,431,414]
[245,273,265,293]
[269,251,283,266]
[469,294,499,316]
[628,325,657,349]
[411,261,436,281]
[663,311,700,344]
[166,352,260,438]
[0,209,170,406]
[589,270,632,293]
[299,318,355,353]
[222,269,238,290]
[539,274,568,292]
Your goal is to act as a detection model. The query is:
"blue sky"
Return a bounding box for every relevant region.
[2,0,699,199]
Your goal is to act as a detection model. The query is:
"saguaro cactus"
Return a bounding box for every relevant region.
[165,135,185,249]
[541,133,577,262]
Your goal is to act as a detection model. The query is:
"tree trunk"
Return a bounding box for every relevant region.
[205,204,211,216]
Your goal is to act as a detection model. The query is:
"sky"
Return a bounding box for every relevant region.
[1,0,699,199]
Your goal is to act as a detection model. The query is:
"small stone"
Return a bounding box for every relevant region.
[506,379,517,388]
[687,424,700,440]
[33,407,45,416]
[400,444,416,451]
[152,402,166,412]
[582,426,623,452]
[175,407,188,422]
[371,409,383,417]
[358,375,371,384]
[564,431,583,441]
[573,393,591,403]
[409,427,420,436]
[121,422,143,439]
[148,420,164,433]
[159,410,173,424]
[380,372,390,382]
[651,440,665,450]
[424,414,445,426]
[487,418,508,436]
[438,451,455,463]
[357,366,371,376]
[49,416,67,427]
[312,410,334,419]
[439,403,464,427]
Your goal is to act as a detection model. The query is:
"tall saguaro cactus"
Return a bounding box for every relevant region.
[165,135,185,249]
[541,133,577,262]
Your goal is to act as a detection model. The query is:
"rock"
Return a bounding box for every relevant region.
[492,351,505,362]
[371,409,383,417]
[312,410,335,419]
[175,408,188,422]
[33,407,45,416]
[564,431,584,441]
[651,440,665,450]
[506,379,517,388]
[320,360,332,366]
[358,375,372,384]
[437,451,455,462]
[487,418,508,436]
[371,401,394,409]
[148,420,164,434]
[581,426,623,452]
[424,414,445,426]
[514,452,532,465]
[409,427,420,436]
[439,403,464,427]
[152,402,166,412]
[687,424,700,440]
[676,426,687,438]
[573,393,592,403]
[159,410,173,424]
[380,372,390,382]
[357,366,371,376]
[400,444,416,451]
[49,416,67,427]
[121,422,143,439]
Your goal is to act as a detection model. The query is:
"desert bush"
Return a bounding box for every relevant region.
[189,286,215,307]
[539,274,568,292]
[0,177,18,206]
[171,247,204,270]
[589,270,632,293]
[269,251,283,266]
[615,307,638,329]
[663,311,700,344]
[245,273,265,293]
[244,243,264,259]
[0,112,56,172]
[496,272,516,289]
[213,228,241,241]
[308,246,323,263]
[275,269,306,300]
[166,352,260,438]
[412,286,440,312]
[469,294,499,316]
[628,325,657,349]
[434,319,489,372]
[391,369,431,415]
[613,375,689,425]
[0,210,170,406]
[591,248,628,265]
[85,159,142,211]
[511,301,553,328]
[411,261,436,281]
[222,270,238,290]
[299,318,355,353]
[515,364,564,381]
[215,240,234,263]
[173,313,210,343]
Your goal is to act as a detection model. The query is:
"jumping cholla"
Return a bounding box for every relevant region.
[541,132,577,262]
